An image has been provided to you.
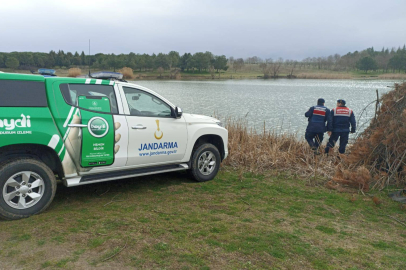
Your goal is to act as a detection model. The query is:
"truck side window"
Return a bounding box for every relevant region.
[123,87,172,117]
[0,80,47,107]
[60,84,118,114]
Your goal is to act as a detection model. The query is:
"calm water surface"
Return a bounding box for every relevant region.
[131,79,401,136]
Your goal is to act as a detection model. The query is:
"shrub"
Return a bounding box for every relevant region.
[118,67,134,80]
[68,68,81,77]
[331,82,406,190]
[157,67,164,78]
[170,68,181,80]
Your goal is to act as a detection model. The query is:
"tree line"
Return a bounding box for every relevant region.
[0,50,229,73]
[229,45,406,74]
[1,45,405,75]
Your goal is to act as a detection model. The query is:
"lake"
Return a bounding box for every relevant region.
[131,79,401,137]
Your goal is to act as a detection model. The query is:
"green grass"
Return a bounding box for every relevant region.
[0,169,405,269]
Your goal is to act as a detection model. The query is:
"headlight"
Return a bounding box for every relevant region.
[216,121,223,127]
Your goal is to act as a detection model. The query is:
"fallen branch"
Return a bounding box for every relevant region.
[101,239,128,262]
[240,199,251,205]
[364,210,406,227]
[386,215,406,227]
[97,187,110,196]
[104,193,125,207]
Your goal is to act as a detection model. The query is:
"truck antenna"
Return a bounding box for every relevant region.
[88,39,91,77]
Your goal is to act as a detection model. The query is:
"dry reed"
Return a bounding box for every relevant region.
[296,73,352,79]
[222,118,335,180]
[378,73,406,80]
[67,68,81,77]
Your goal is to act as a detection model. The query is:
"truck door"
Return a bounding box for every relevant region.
[118,85,188,167]
[49,80,128,175]
[76,96,115,167]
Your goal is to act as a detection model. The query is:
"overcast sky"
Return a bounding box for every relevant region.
[1,0,405,60]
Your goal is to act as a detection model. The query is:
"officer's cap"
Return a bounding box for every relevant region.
[337,99,346,105]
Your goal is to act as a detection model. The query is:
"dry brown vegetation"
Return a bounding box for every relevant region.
[223,119,335,180]
[331,82,406,191]
[67,68,82,77]
[169,68,182,80]
[378,73,406,80]
[296,72,352,79]
[118,67,135,80]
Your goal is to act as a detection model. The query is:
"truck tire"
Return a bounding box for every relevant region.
[190,143,221,182]
[0,158,57,220]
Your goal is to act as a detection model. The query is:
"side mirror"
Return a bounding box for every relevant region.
[175,107,183,119]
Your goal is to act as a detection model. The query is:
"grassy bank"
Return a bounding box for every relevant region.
[0,170,405,269]
[2,67,406,80]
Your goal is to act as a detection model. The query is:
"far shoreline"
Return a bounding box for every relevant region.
[1,68,405,81]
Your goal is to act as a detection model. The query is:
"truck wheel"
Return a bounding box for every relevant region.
[190,143,221,182]
[0,159,57,220]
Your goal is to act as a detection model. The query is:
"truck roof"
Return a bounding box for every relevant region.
[0,72,45,82]
[0,72,113,85]
[0,72,176,106]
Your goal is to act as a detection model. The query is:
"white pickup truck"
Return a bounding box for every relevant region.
[0,72,228,219]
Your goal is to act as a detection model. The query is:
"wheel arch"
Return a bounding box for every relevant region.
[0,144,64,179]
[191,134,225,161]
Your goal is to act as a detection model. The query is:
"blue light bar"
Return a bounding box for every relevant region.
[38,69,56,76]
[90,71,123,80]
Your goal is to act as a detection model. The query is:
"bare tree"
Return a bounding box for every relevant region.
[209,66,215,79]
[157,67,164,78]
[246,56,263,64]
[287,60,298,78]
[233,58,245,73]
[375,54,391,73]
[268,58,283,78]
[259,63,271,78]
[169,67,181,79]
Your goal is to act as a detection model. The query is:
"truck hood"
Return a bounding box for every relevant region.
[183,113,220,124]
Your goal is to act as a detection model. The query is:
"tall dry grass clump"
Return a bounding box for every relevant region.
[68,68,81,77]
[169,68,181,80]
[223,119,335,179]
[119,67,135,80]
[330,82,406,191]
[378,73,406,80]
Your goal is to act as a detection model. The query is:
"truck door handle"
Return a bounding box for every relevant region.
[68,124,87,128]
[132,125,147,130]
